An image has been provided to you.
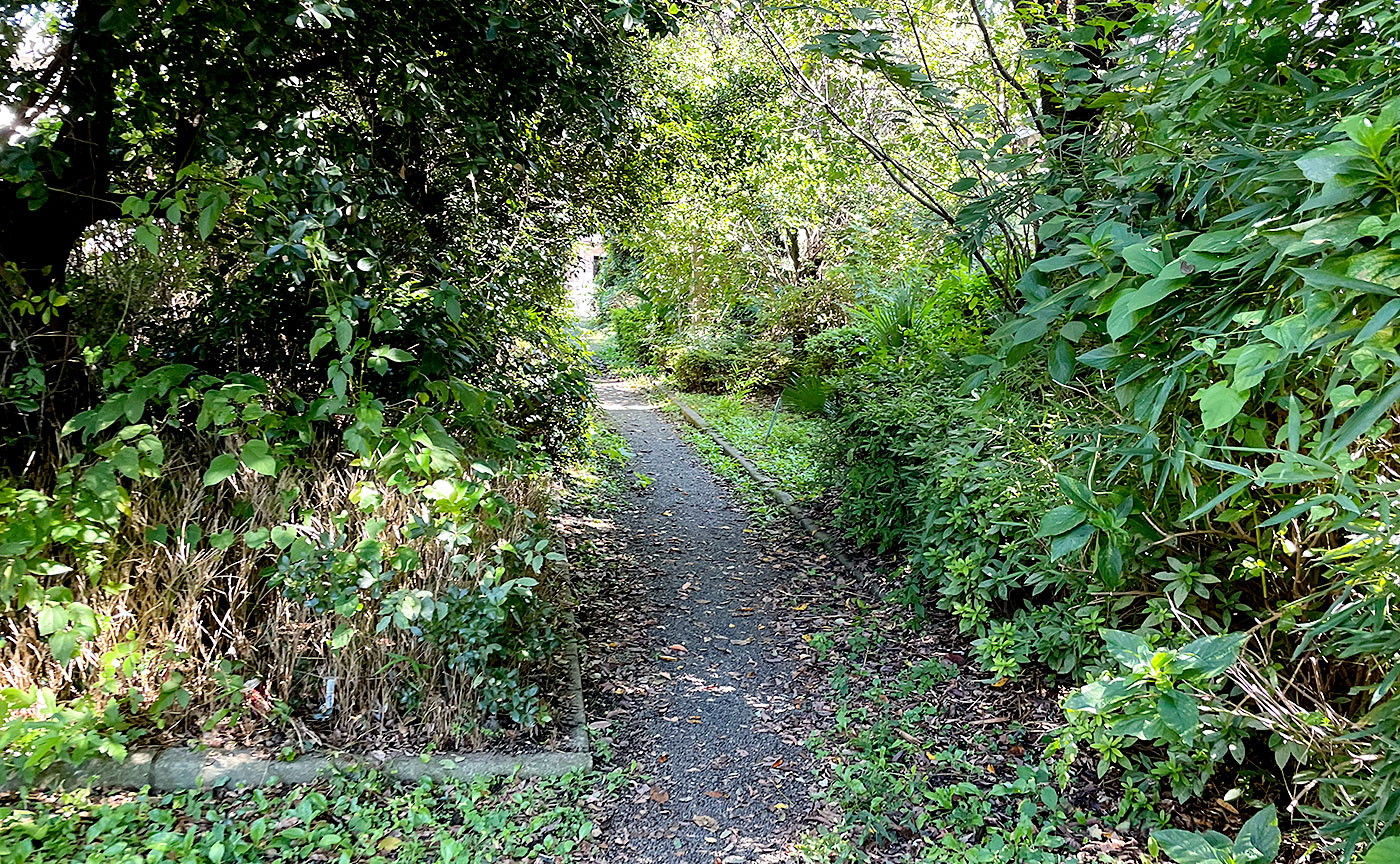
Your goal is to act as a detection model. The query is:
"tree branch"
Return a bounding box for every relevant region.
[744,6,1007,291]
[969,0,1045,137]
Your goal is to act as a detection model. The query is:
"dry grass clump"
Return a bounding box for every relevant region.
[2,439,568,751]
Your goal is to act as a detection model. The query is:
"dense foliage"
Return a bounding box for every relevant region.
[0,0,674,773]
[603,0,1400,856]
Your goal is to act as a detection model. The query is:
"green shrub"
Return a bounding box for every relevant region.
[827,362,1113,677]
[733,337,797,393]
[797,324,866,378]
[610,306,654,364]
[665,335,739,393]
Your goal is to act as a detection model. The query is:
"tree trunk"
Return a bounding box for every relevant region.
[1,0,119,463]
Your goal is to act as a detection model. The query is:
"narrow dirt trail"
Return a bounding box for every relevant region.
[580,379,817,863]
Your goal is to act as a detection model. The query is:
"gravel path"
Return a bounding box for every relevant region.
[584,379,814,863]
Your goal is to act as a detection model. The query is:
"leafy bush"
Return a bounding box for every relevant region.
[663,334,740,394]
[610,305,655,365]
[796,324,866,379]
[963,1,1400,846]
[799,0,1400,847]
[827,361,1118,678]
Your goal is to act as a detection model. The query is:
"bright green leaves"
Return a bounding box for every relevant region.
[1038,504,1086,537]
[203,439,278,486]
[1153,806,1279,864]
[1193,382,1246,430]
[203,454,239,487]
[240,439,278,477]
[35,598,98,666]
[1101,629,1151,668]
[1067,629,1247,801]
[367,346,414,375]
[1156,688,1200,744]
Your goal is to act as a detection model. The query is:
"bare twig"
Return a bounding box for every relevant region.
[968,0,1045,137]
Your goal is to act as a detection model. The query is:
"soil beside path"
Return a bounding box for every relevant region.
[576,379,817,863]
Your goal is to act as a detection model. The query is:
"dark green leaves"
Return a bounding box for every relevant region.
[1038,504,1086,537]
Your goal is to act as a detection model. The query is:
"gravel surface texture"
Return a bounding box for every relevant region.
[586,379,814,863]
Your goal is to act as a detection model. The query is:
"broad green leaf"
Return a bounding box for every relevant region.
[1049,338,1075,383]
[373,347,415,363]
[1107,275,1186,340]
[1121,243,1164,276]
[1078,343,1125,369]
[330,625,355,650]
[1365,837,1400,864]
[1102,629,1150,668]
[203,453,239,486]
[133,223,162,255]
[309,329,333,359]
[1232,806,1280,864]
[1037,504,1086,537]
[1295,142,1356,184]
[49,631,79,666]
[37,605,67,637]
[1050,523,1094,560]
[1156,689,1199,743]
[1194,383,1246,430]
[270,524,297,549]
[110,445,141,479]
[1152,829,1230,864]
[240,439,278,477]
[1177,633,1248,676]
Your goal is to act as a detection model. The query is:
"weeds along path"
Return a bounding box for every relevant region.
[581,379,817,862]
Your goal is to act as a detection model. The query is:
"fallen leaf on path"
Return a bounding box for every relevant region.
[650,787,670,804]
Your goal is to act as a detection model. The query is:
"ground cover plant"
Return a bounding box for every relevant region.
[0,769,617,864]
[658,389,828,503]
